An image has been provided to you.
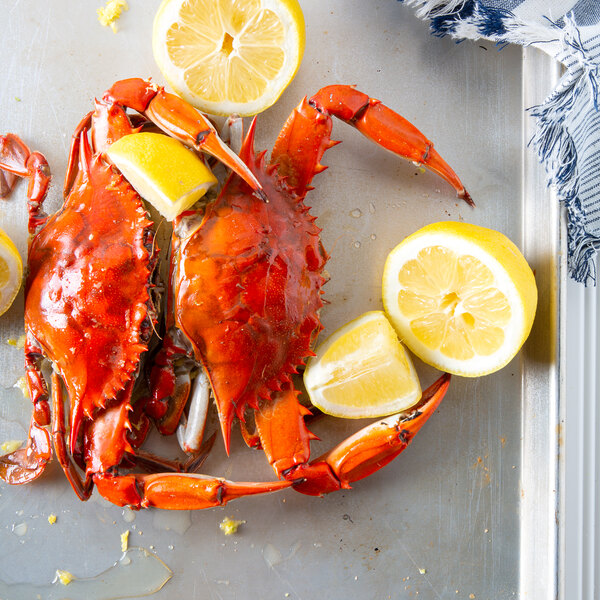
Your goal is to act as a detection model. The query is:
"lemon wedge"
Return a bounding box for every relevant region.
[0,228,22,316]
[303,311,421,419]
[152,0,306,116]
[106,132,217,221]
[382,222,537,377]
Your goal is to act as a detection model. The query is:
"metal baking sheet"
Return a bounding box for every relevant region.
[0,1,563,598]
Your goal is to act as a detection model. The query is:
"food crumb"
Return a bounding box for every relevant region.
[419,568,427,575]
[469,595,475,599]
[97,0,129,33]
[120,530,129,552]
[55,570,74,586]
[48,514,57,525]
[6,334,26,349]
[14,376,29,398]
[219,516,245,535]
[1,440,22,453]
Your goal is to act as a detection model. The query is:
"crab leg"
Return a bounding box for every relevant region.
[94,472,292,510]
[0,133,50,232]
[270,85,472,205]
[0,136,52,485]
[255,374,450,496]
[101,78,264,196]
[0,342,52,485]
[51,371,92,500]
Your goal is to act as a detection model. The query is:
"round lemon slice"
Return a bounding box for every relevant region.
[0,228,23,316]
[303,311,422,419]
[382,222,537,377]
[153,0,305,116]
[106,132,217,221]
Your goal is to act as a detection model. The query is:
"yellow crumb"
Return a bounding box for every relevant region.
[419,568,427,575]
[48,514,57,525]
[1,440,22,453]
[55,570,74,585]
[14,375,29,398]
[120,530,130,552]
[97,0,129,33]
[6,334,26,349]
[219,516,245,535]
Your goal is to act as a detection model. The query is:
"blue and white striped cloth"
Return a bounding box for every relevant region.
[402,0,600,284]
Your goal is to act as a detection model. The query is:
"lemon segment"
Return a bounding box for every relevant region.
[382,221,537,377]
[106,132,217,221]
[303,311,421,419]
[153,0,305,116]
[0,228,23,316]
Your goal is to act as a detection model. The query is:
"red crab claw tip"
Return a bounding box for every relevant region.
[290,373,451,496]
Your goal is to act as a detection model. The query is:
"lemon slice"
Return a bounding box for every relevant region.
[0,228,23,316]
[303,311,421,419]
[382,222,537,377]
[106,132,217,221]
[153,0,305,116]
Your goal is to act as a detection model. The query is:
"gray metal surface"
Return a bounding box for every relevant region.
[0,1,562,598]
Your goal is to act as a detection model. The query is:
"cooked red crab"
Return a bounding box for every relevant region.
[0,81,289,509]
[142,80,463,504]
[0,79,463,509]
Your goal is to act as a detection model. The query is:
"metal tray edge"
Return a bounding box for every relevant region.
[519,46,565,600]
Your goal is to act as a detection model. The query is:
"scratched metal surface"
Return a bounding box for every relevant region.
[0,1,562,599]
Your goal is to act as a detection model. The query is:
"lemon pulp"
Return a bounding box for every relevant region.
[304,311,421,419]
[153,0,305,116]
[0,228,23,316]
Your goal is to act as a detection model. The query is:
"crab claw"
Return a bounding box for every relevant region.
[94,472,292,510]
[289,373,451,496]
[274,85,473,205]
[102,78,265,198]
[0,420,51,485]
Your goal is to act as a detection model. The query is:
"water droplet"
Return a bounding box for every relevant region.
[262,543,282,567]
[349,208,362,218]
[370,234,377,241]
[152,510,191,535]
[12,522,27,537]
[353,241,361,249]
[122,507,136,523]
[369,202,376,214]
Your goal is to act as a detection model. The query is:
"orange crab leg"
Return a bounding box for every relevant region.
[254,387,318,475]
[271,85,472,205]
[94,472,292,510]
[0,135,52,485]
[0,133,51,232]
[256,374,450,496]
[102,78,265,197]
